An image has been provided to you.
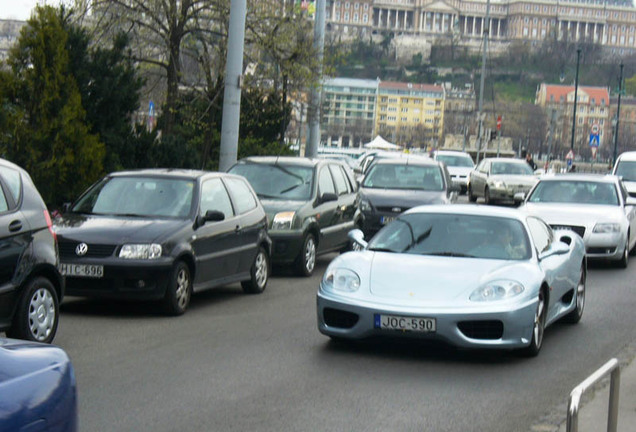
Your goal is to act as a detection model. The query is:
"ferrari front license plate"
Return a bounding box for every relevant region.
[59,263,104,278]
[375,314,436,332]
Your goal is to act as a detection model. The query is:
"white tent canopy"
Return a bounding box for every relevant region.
[363,135,399,150]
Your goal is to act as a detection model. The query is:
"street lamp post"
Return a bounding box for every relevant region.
[570,48,581,152]
[613,63,624,167]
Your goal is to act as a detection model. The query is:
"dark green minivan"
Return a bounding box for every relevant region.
[229,157,360,276]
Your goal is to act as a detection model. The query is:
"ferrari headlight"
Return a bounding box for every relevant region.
[360,199,372,212]
[593,223,620,233]
[119,244,162,259]
[323,268,361,293]
[470,280,524,302]
[272,211,295,230]
[490,180,506,189]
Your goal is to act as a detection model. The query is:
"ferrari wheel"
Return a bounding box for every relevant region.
[564,265,585,324]
[522,290,546,357]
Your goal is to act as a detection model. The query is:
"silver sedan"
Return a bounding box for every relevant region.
[468,157,538,204]
[518,174,636,268]
[317,205,586,356]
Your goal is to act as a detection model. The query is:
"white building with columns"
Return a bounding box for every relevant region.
[326,0,636,54]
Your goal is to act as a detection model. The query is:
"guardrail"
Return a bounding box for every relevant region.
[567,358,621,432]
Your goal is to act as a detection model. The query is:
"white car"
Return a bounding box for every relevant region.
[518,174,636,268]
[433,150,475,194]
[612,151,636,197]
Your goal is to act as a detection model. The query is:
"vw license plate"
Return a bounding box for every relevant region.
[375,314,436,332]
[59,263,104,278]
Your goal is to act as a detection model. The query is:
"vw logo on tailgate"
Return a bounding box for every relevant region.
[76,243,88,256]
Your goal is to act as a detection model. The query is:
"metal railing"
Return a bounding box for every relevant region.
[567,358,621,432]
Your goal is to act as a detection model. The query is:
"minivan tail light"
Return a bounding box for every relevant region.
[44,210,57,241]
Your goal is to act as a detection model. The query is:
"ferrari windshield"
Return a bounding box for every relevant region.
[491,162,534,175]
[368,213,531,260]
[527,180,619,206]
[72,176,195,218]
[229,163,314,200]
[362,164,444,191]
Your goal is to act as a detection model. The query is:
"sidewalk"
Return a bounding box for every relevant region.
[554,350,636,432]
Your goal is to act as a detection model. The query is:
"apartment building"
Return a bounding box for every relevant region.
[321,77,380,147]
[327,0,636,54]
[535,83,611,157]
[375,81,445,148]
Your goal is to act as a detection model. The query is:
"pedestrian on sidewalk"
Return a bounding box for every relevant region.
[525,153,537,171]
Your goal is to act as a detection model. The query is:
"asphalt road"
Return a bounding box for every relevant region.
[51,217,636,432]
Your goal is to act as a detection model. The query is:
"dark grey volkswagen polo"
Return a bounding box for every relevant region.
[53,169,271,315]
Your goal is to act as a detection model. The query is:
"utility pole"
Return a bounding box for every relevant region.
[306,0,326,158]
[547,108,556,166]
[570,48,581,152]
[475,0,491,164]
[613,63,624,167]
[219,0,247,172]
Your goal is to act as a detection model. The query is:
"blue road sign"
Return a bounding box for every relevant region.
[589,133,600,147]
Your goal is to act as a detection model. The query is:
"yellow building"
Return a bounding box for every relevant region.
[375,81,445,149]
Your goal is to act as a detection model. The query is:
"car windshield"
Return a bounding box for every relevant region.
[368,213,531,260]
[615,160,636,182]
[362,164,444,191]
[229,163,314,200]
[71,176,195,218]
[491,162,534,175]
[528,180,619,206]
[436,154,474,168]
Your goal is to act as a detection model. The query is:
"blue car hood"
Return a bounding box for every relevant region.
[0,338,71,385]
[53,213,186,244]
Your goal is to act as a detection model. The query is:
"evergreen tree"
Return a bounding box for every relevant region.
[1,6,104,207]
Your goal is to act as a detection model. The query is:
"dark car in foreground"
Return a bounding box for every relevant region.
[0,158,63,343]
[229,157,359,276]
[0,337,77,432]
[53,169,271,315]
[358,157,459,239]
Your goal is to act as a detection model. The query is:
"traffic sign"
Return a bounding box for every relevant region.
[591,124,599,134]
[589,133,600,147]
[591,146,598,159]
[496,115,502,131]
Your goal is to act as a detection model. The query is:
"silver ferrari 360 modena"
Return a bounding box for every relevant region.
[316,205,586,356]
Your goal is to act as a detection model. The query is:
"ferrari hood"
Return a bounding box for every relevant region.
[366,252,526,303]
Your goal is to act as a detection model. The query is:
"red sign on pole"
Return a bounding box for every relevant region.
[496,116,502,131]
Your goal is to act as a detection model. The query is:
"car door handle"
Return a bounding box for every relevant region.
[9,220,22,232]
